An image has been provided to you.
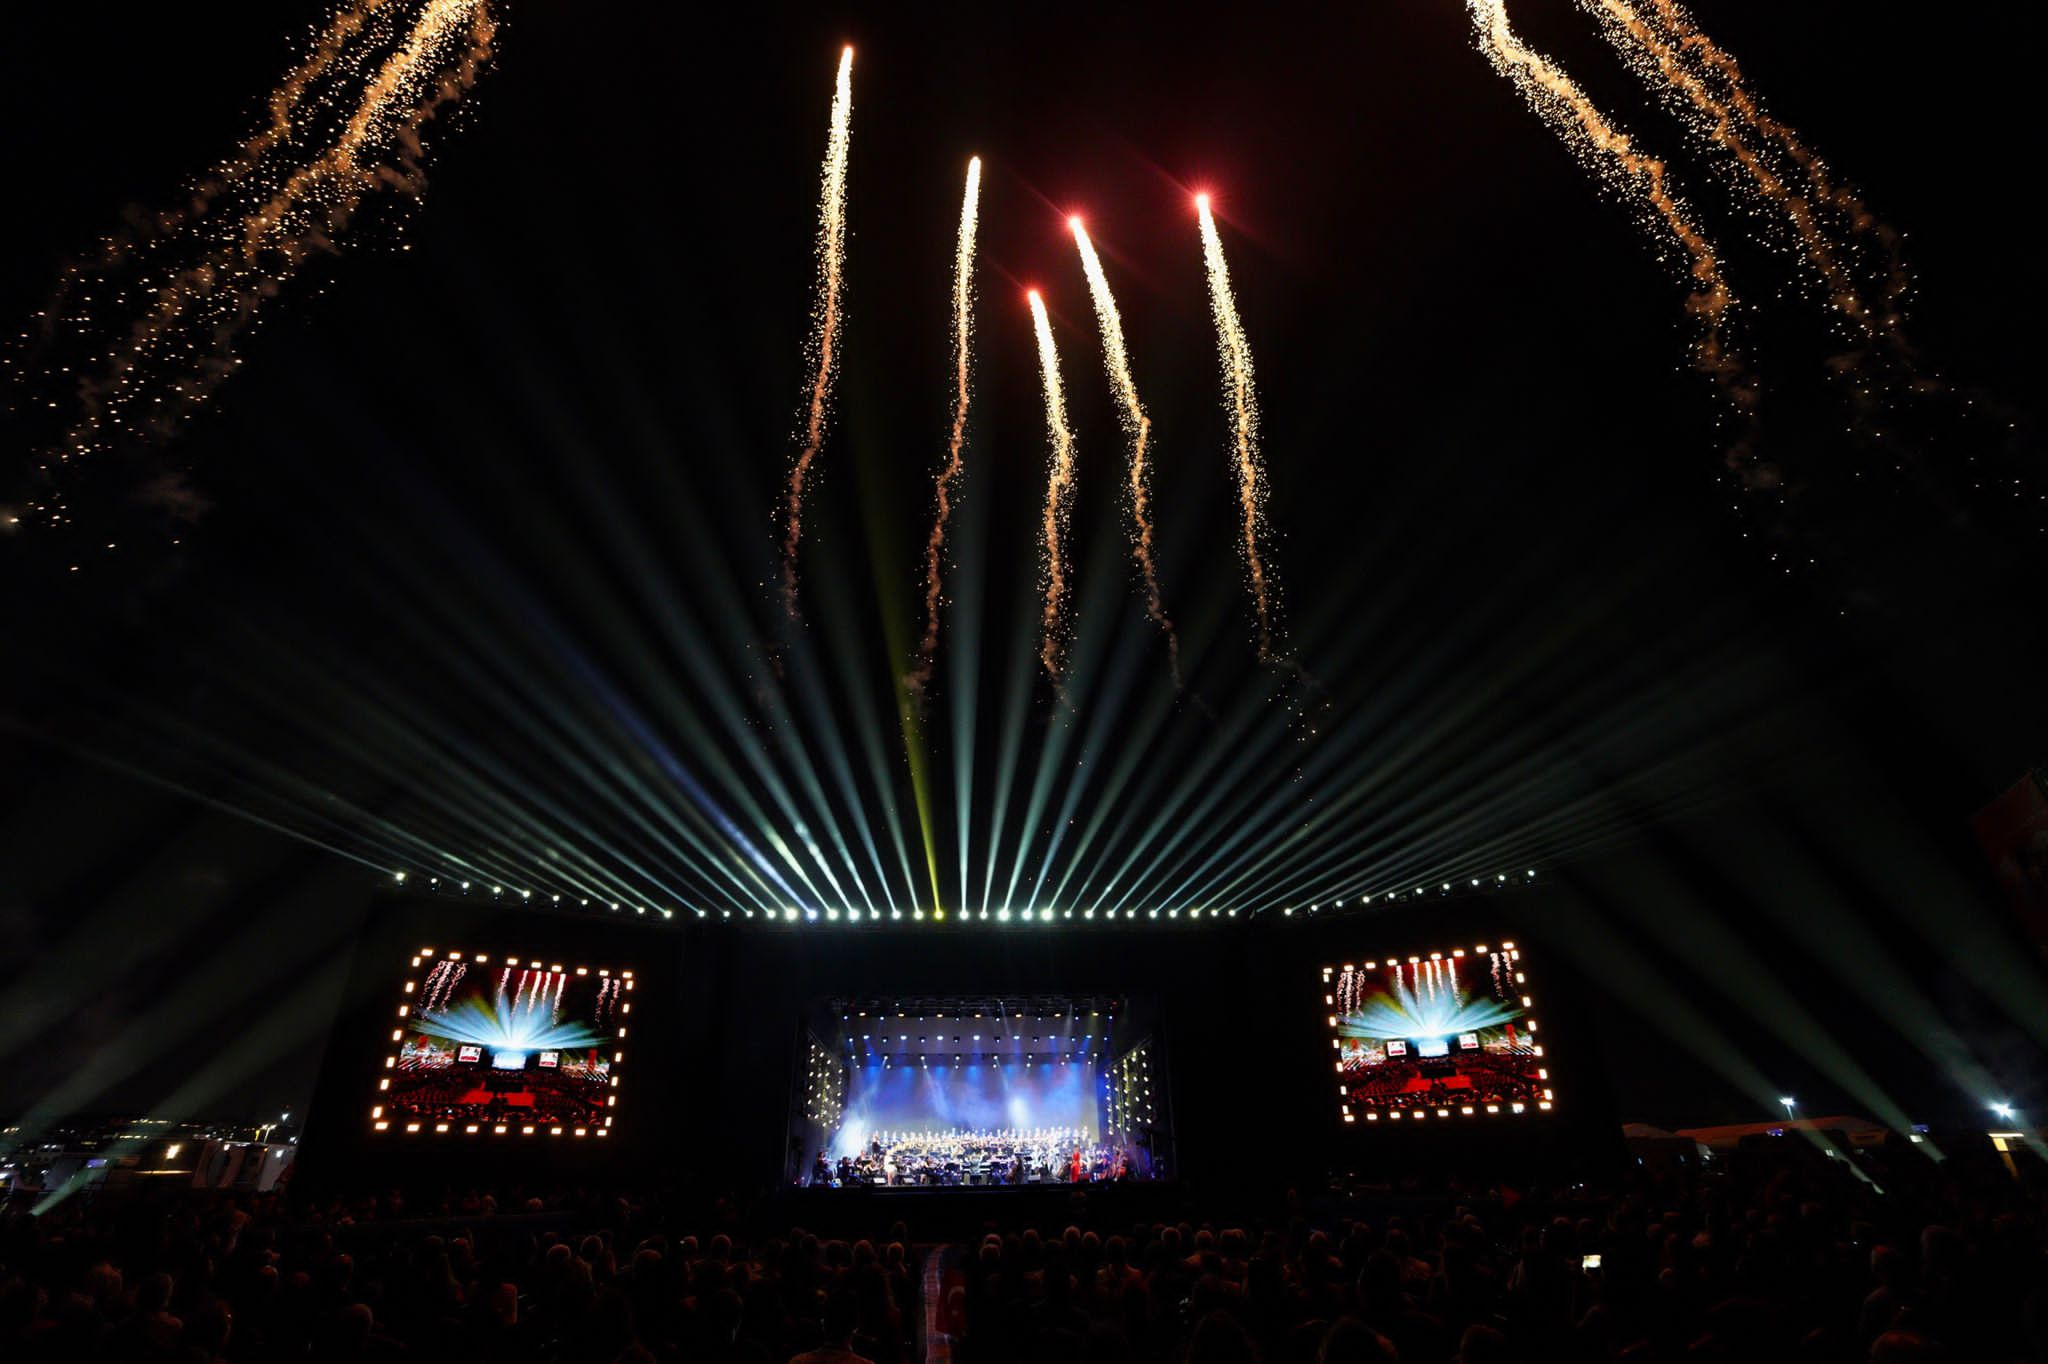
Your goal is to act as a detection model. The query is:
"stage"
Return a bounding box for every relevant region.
[297,896,1622,1199]
[791,994,1173,1189]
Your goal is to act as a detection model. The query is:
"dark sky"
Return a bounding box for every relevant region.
[1,1,2045,1133]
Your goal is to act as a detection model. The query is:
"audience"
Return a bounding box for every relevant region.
[0,1144,2042,1361]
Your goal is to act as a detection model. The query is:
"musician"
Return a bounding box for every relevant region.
[811,1152,831,1187]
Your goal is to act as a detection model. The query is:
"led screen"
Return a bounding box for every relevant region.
[831,1058,1100,1159]
[1322,941,1555,1124]
[371,948,634,1138]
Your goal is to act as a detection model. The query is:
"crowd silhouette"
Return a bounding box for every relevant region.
[1,1140,2041,1361]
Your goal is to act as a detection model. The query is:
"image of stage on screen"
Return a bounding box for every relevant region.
[372,949,631,1137]
[1322,943,1554,1123]
[792,995,1169,1187]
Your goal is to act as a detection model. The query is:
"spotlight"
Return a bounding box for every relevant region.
[1992,1101,2017,1121]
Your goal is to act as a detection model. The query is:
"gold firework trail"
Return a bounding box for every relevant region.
[780,44,856,619]
[248,4,393,157]
[1027,290,1079,688]
[13,0,496,529]
[1072,217,1181,688]
[244,0,492,264]
[909,155,983,698]
[67,1,399,277]
[1195,194,1280,659]
[1579,0,1903,352]
[1466,1,1765,484]
[1641,1,1909,334]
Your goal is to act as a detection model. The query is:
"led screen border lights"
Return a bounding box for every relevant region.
[1321,941,1555,1125]
[370,946,634,1139]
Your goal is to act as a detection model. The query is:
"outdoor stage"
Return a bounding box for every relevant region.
[296,893,1621,1198]
[791,994,1170,1189]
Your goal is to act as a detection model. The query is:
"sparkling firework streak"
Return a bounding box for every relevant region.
[1195,195,1279,659]
[13,0,497,529]
[1466,1,1765,484]
[780,44,856,619]
[1579,0,1901,351]
[909,156,983,697]
[244,0,491,260]
[1640,1,1909,339]
[1072,217,1182,687]
[43,1,397,320]
[243,3,395,168]
[1027,290,1079,688]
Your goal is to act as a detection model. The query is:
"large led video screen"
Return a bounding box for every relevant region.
[370,947,633,1138]
[1321,941,1554,1124]
[830,1056,1101,1159]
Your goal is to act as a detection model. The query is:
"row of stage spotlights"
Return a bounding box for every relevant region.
[859,1055,1106,1066]
[850,1034,1104,1042]
[384,870,1542,922]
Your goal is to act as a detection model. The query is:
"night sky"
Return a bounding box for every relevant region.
[2,2,2045,1133]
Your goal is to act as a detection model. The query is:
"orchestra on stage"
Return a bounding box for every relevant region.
[808,1127,1145,1187]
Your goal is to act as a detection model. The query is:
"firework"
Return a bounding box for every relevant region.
[12,0,497,531]
[1027,290,1079,688]
[245,0,490,257]
[1072,217,1181,686]
[1465,1,1765,484]
[909,155,983,697]
[1645,1,1909,336]
[780,44,856,618]
[1579,0,1900,351]
[1195,194,1279,658]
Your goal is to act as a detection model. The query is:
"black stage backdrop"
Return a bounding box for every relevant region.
[300,894,1618,1199]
